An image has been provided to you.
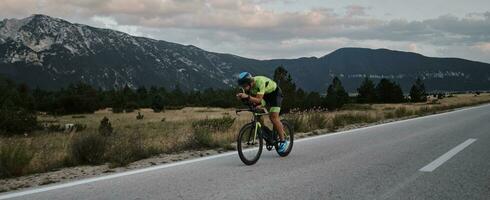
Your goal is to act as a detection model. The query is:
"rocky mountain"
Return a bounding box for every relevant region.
[1,14,490,92]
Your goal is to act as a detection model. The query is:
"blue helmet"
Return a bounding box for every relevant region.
[237,72,252,86]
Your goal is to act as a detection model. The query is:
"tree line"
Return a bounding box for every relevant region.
[0,67,427,135]
[31,84,241,115]
[273,66,427,112]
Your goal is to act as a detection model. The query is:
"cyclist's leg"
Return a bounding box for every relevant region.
[257,99,266,125]
[269,112,285,141]
[266,88,286,141]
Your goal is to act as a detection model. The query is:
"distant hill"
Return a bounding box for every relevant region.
[1,14,490,92]
[270,48,490,92]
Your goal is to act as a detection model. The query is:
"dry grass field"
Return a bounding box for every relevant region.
[1,93,490,179]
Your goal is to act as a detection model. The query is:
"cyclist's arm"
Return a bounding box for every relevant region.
[249,80,266,105]
[248,94,263,105]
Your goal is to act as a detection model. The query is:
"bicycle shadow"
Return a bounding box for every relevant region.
[224,151,295,168]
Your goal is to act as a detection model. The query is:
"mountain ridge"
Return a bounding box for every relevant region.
[1,14,490,92]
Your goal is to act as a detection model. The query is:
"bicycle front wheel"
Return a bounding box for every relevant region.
[237,122,263,165]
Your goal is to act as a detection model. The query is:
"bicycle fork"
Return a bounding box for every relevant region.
[246,122,261,145]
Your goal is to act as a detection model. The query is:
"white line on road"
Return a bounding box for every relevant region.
[419,138,477,172]
[0,103,488,199]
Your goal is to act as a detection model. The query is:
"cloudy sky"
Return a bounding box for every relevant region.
[1,0,490,62]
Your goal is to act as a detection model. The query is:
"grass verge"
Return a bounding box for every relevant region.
[0,93,489,179]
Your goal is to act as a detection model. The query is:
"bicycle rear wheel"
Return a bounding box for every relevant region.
[275,119,294,157]
[237,122,263,165]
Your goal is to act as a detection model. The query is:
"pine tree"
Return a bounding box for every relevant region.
[0,77,37,135]
[392,83,405,103]
[151,94,165,112]
[56,82,99,114]
[305,91,322,110]
[357,77,376,103]
[169,84,184,107]
[376,79,405,103]
[33,86,55,112]
[17,83,35,111]
[111,89,125,113]
[121,84,138,112]
[295,88,306,110]
[136,86,150,108]
[409,78,427,102]
[273,66,297,113]
[325,77,349,111]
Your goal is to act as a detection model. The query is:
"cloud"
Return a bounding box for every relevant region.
[473,42,490,53]
[0,0,489,62]
[1,0,378,31]
[345,5,368,17]
[0,0,38,18]
[408,43,418,52]
[90,15,144,36]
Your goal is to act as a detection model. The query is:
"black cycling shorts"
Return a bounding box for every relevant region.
[263,87,283,112]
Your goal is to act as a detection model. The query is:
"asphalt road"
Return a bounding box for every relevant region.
[2,104,489,200]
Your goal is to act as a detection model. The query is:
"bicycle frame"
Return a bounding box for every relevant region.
[237,106,270,145]
[236,95,294,164]
[252,121,261,145]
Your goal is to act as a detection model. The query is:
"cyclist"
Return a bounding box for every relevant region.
[236,72,289,153]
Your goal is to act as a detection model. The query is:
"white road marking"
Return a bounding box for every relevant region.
[419,138,477,172]
[0,152,239,200]
[0,103,488,199]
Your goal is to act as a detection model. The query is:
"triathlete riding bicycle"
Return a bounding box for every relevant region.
[236,72,289,153]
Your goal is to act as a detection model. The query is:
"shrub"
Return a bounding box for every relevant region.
[341,104,373,111]
[192,129,234,150]
[394,107,413,118]
[124,108,135,113]
[98,117,114,136]
[192,116,235,132]
[73,123,87,132]
[124,102,138,113]
[384,112,395,119]
[0,108,38,136]
[111,107,124,113]
[136,112,144,120]
[308,113,328,130]
[332,114,350,128]
[107,132,147,168]
[285,114,306,132]
[332,113,375,129]
[151,95,165,112]
[44,123,64,132]
[42,123,86,133]
[193,129,215,148]
[191,116,235,148]
[382,107,396,111]
[418,106,431,115]
[384,107,415,119]
[428,99,439,104]
[70,133,107,165]
[0,140,34,178]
